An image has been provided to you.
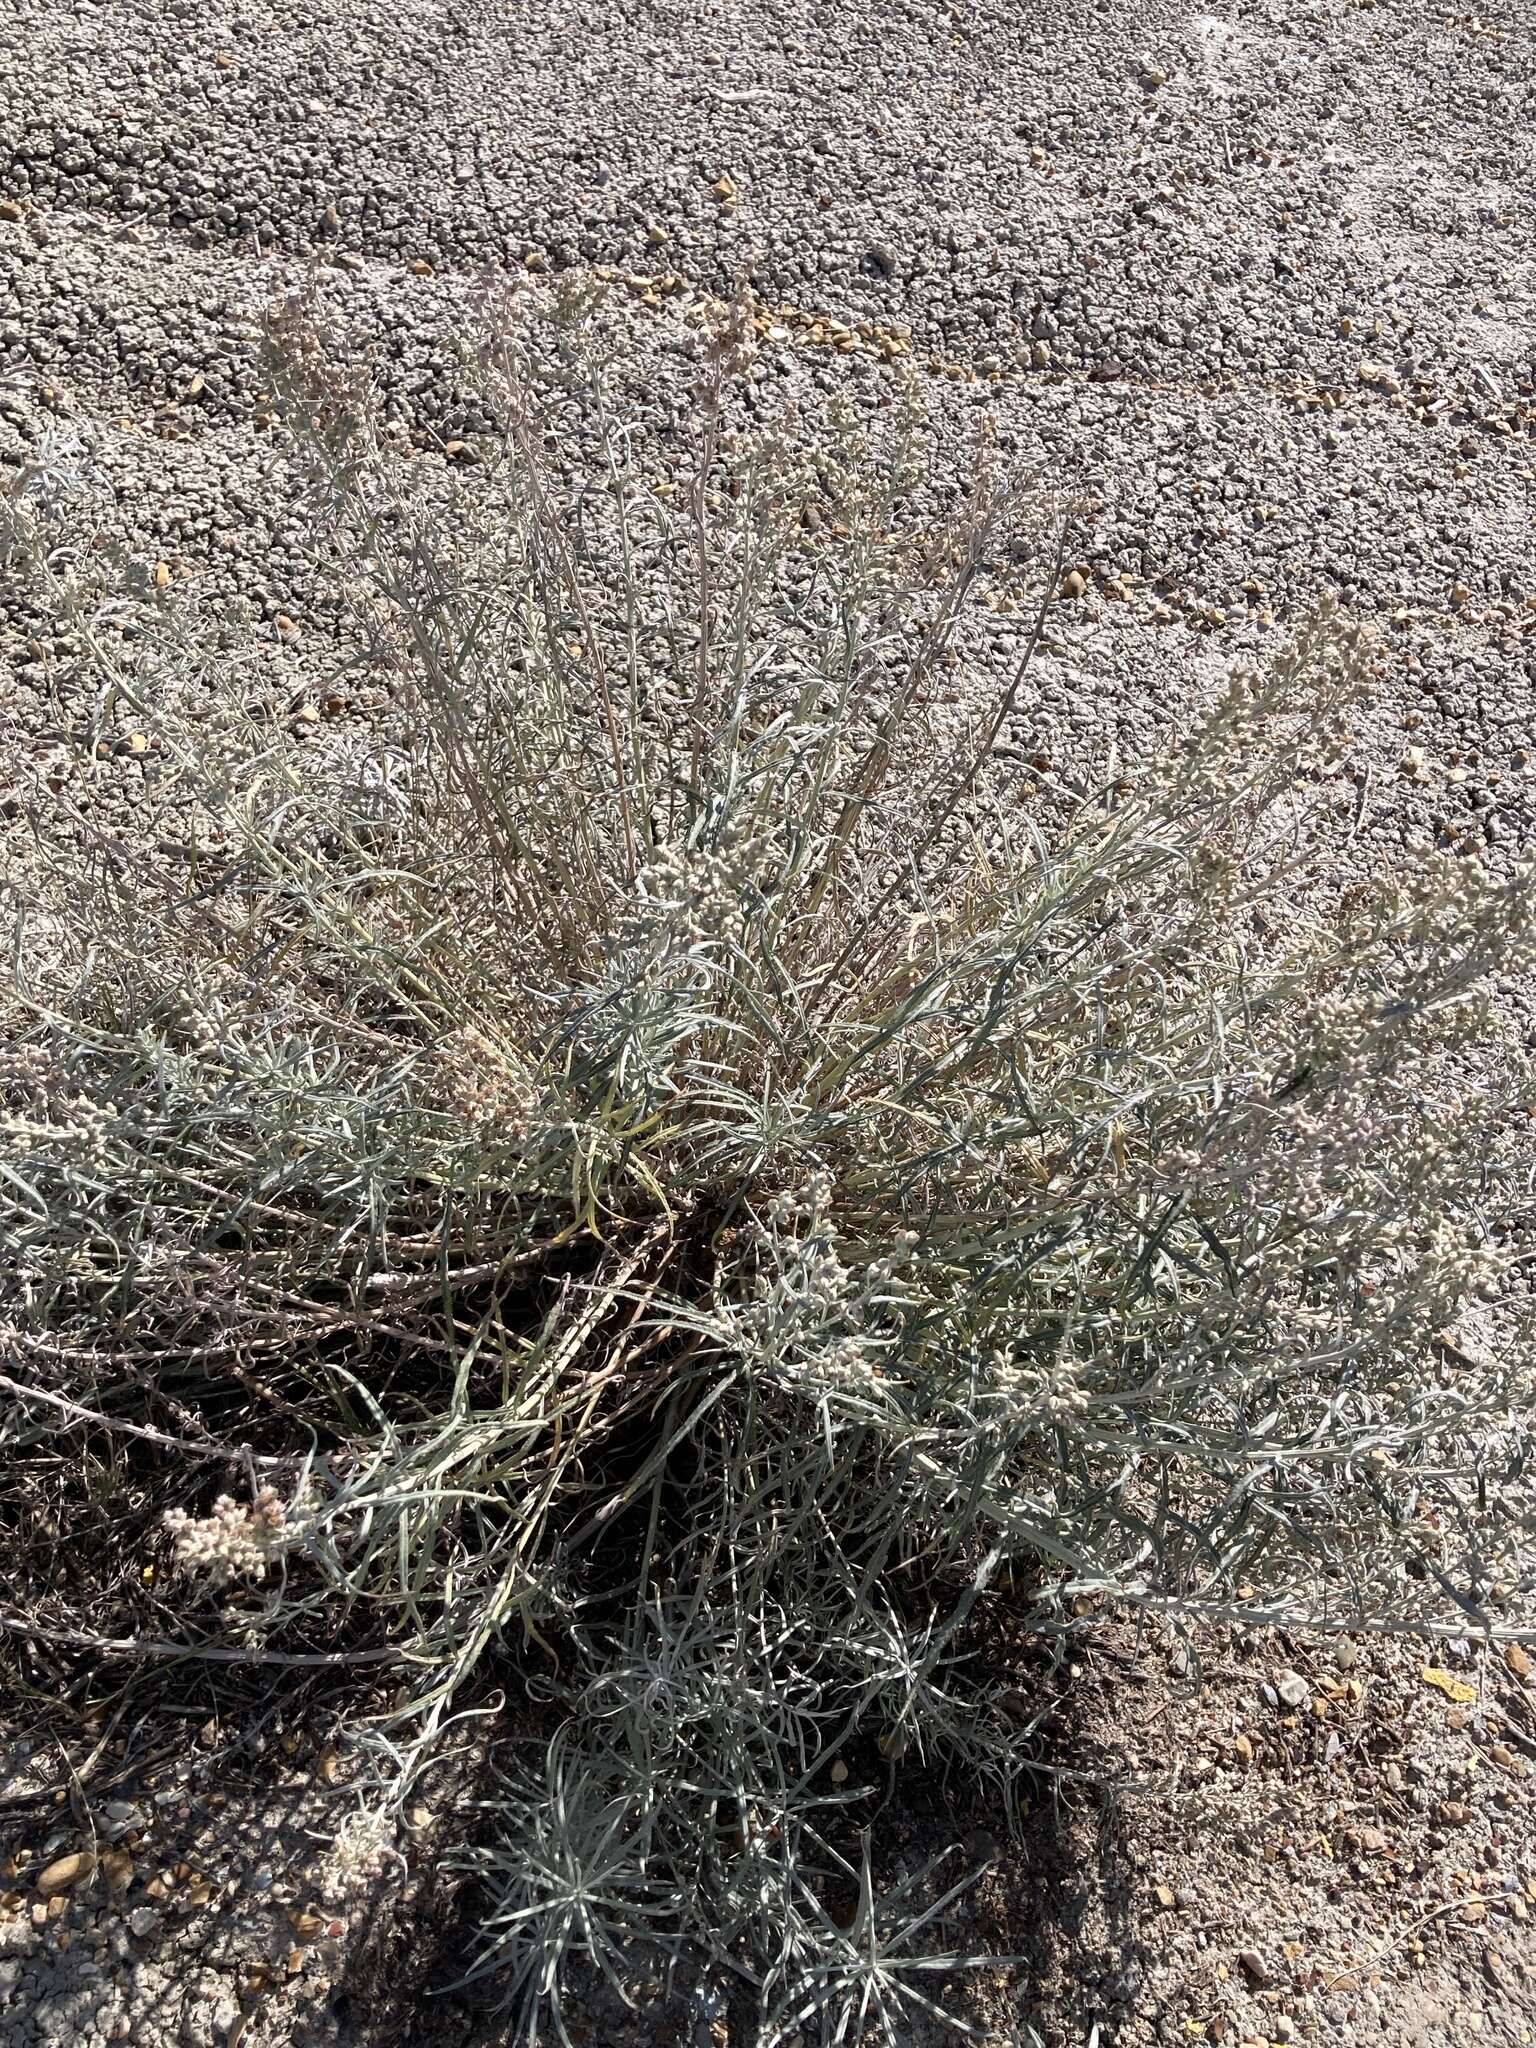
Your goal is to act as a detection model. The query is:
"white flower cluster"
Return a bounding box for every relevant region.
[163,1485,300,1585]
[739,1173,922,1397]
[986,1344,1092,1424]
[766,1168,836,1228]
[1,1042,56,1095]
[431,1026,532,1134]
[2,1043,119,1167]
[0,1091,116,1166]
[320,1806,402,1904]
[626,830,775,951]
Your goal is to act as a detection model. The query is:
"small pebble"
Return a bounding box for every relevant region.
[36,1852,95,1898]
[1275,1670,1310,1710]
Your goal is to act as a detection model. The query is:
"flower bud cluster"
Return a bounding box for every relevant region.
[163,1484,304,1585]
[320,1806,402,1903]
[726,1174,923,1396]
[986,1342,1091,1424]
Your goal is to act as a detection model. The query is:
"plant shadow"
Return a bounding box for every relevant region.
[326,1638,1162,2048]
[3,1637,1162,2048]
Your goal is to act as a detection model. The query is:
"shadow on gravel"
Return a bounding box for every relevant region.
[3,1646,1155,2048]
[949,1645,1159,2048]
[996,1762,1158,2045]
[321,1648,1157,2048]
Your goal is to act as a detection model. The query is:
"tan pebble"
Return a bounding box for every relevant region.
[409,258,435,275]
[36,1852,95,1898]
[101,1851,134,1894]
[828,1759,849,1784]
[0,199,23,223]
[275,613,296,634]
[711,173,735,200]
[1060,569,1087,600]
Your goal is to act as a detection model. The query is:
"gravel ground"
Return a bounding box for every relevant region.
[2,0,1535,2041]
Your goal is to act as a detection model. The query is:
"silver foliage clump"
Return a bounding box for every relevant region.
[2,283,1534,2044]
